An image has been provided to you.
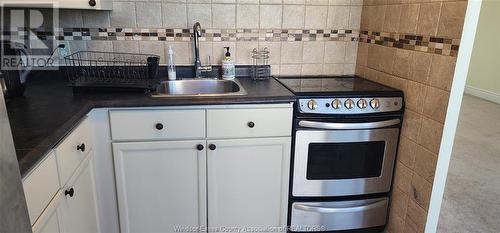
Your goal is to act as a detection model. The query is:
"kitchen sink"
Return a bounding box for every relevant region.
[151,79,247,98]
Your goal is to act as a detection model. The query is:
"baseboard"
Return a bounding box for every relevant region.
[464,85,500,104]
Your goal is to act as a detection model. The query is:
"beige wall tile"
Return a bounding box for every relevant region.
[383,4,402,33]
[349,6,362,30]
[393,161,413,195]
[345,41,358,63]
[139,41,166,63]
[260,0,282,4]
[284,0,305,4]
[356,42,368,66]
[280,64,302,76]
[405,80,427,113]
[397,136,417,170]
[410,173,432,210]
[392,49,411,79]
[416,3,441,36]
[409,51,432,84]
[260,5,282,29]
[343,63,355,75]
[417,117,443,154]
[136,2,162,28]
[323,64,344,75]
[281,42,303,64]
[199,41,213,65]
[405,199,427,233]
[413,145,437,183]
[237,4,259,28]
[212,4,236,28]
[162,3,188,28]
[368,5,386,31]
[166,41,192,65]
[401,109,422,142]
[302,64,324,75]
[324,41,346,63]
[327,6,350,29]
[187,4,212,27]
[429,54,456,91]
[112,41,139,53]
[236,41,258,64]
[305,5,328,29]
[83,10,111,28]
[437,1,467,38]
[329,0,350,5]
[59,10,83,28]
[259,41,281,64]
[423,86,449,123]
[283,5,305,29]
[391,186,409,218]
[399,4,420,34]
[302,41,325,63]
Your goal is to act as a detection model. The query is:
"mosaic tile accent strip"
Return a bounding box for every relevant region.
[359,30,461,57]
[2,27,360,42]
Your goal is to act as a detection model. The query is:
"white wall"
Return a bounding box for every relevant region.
[465,0,500,103]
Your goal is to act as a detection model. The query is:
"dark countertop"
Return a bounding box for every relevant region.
[6,71,295,176]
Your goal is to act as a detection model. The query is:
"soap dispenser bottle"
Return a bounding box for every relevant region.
[222,47,235,80]
[167,45,176,80]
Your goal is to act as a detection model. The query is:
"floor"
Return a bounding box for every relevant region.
[437,95,500,233]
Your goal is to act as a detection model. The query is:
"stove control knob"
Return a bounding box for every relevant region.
[331,99,342,109]
[357,99,368,109]
[370,98,381,109]
[307,99,318,110]
[344,99,354,109]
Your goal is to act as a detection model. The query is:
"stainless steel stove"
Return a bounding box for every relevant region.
[276,76,404,233]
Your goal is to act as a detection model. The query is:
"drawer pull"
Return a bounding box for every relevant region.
[65,188,75,197]
[209,144,216,151]
[155,123,164,130]
[77,143,86,152]
[88,0,96,6]
[197,144,204,151]
[247,121,255,128]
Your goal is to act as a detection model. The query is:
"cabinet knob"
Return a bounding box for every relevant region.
[65,188,75,197]
[209,144,216,151]
[77,143,86,152]
[247,121,255,128]
[88,0,96,7]
[197,144,204,151]
[155,123,164,130]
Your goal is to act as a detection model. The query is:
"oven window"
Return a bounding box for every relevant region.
[306,141,386,180]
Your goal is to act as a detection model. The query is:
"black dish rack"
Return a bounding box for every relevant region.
[64,51,160,91]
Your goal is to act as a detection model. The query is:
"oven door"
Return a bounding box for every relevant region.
[292,119,400,197]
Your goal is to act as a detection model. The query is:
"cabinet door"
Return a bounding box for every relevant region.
[207,137,291,232]
[59,155,100,233]
[113,140,207,233]
[53,0,112,10]
[36,209,61,233]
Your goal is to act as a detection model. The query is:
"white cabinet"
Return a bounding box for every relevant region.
[54,0,112,10]
[59,154,100,233]
[0,0,112,10]
[113,140,207,233]
[207,138,291,231]
[37,210,61,233]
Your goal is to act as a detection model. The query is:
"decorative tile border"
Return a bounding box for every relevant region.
[0,27,461,57]
[2,27,359,42]
[359,30,460,57]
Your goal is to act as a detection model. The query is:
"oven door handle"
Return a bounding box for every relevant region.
[298,119,400,130]
[294,200,387,214]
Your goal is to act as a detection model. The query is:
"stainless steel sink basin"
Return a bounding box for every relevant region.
[151,79,247,98]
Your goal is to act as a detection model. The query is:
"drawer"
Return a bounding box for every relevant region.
[207,108,292,138]
[109,109,206,141]
[23,151,60,225]
[55,117,92,186]
[290,198,388,231]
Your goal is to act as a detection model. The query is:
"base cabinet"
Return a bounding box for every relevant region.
[207,138,291,232]
[112,140,207,233]
[59,155,100,233]
[36,208,61,233]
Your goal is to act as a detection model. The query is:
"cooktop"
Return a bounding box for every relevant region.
[275,76,404,115]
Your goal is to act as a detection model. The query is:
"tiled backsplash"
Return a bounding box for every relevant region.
[55,0,363,76]
[355,1,467,233]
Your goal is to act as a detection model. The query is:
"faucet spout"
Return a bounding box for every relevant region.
[193,22,202,78]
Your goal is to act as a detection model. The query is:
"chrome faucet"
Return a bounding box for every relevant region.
[193,22,212,78]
